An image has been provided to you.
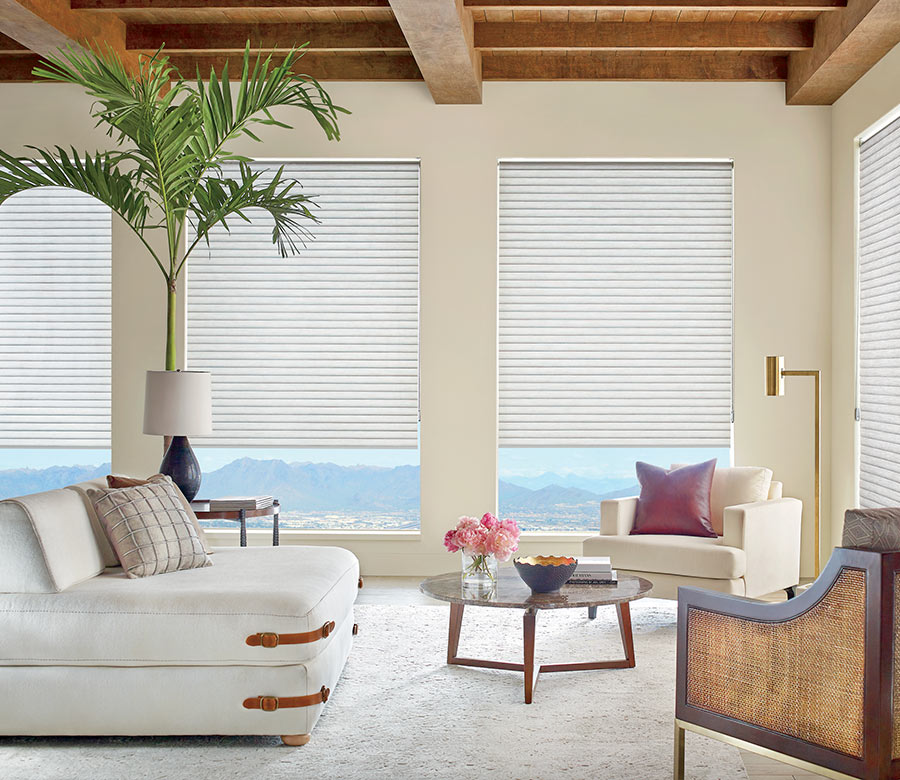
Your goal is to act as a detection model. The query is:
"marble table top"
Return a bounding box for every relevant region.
[420,568,653,610]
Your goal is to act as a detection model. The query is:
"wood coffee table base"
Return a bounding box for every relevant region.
[446,601,636,704]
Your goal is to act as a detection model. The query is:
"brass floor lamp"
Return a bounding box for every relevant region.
[765,356,821,576]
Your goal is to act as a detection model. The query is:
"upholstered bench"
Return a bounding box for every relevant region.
[0,482,359,746]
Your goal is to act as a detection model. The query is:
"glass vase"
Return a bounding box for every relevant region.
[461,552,499,594]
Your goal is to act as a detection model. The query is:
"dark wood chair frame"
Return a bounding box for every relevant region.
[674,547,900,780]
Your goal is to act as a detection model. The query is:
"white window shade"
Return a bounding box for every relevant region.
[187,160,419,448]
[0,187,111,447]
[498,160,733,448]
[858,114,900,507]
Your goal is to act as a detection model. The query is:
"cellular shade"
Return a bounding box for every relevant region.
[0,186,111,447]
[858,114,900,507]
[186,160,420,448]
[498,160,733,448]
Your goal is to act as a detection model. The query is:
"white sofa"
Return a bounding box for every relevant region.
[0,480,359,746]
[583,467,802,600]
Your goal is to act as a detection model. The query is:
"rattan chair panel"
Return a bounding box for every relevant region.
[685,568,866,757]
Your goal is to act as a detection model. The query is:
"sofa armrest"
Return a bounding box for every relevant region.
[722,497,802,598]
[600,497,639,536]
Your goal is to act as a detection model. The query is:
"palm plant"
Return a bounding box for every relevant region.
[0,45,347,370]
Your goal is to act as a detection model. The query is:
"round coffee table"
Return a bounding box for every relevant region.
[420,569,653,703]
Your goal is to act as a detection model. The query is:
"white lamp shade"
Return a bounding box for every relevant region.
[143,370,213,436]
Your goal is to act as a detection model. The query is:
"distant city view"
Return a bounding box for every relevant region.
[0,446,729,532]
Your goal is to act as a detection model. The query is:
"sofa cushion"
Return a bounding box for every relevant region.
[0,488,105,593]
[66,478,119,568]
[0,546,360,666]
[87,481,212,579]
[674,464,774,535]
[584,533,746,580]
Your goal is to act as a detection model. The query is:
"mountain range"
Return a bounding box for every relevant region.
[0,458,638,514]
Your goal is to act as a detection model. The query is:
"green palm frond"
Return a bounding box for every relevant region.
[189,162,317,267]
[3,42,347,369]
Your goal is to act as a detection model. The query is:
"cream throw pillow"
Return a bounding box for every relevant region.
[672,464,773,536]
[106,473,212,553]
[88,481,212,578]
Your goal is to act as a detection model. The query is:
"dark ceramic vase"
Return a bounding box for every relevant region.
[160,435,202,502]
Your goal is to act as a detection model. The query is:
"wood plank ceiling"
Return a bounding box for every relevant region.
[0,0,897,105]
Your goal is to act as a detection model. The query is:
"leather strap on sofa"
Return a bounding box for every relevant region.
[242,686,330,712]
[246,622,336,648]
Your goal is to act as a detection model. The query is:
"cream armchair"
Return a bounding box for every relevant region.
[582,468,802,600]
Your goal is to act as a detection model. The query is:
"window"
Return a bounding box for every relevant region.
[0,187,111,497]
[858,112,900,507]
[187,160,420,530]
[498,160,733,530]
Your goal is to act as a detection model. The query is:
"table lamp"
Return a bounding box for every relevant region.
[143,370,212,502]
[765,356,821,575]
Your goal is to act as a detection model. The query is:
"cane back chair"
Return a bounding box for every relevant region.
[675,546,900,780]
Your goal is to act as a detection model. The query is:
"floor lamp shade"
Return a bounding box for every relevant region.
[765,356,785,397]
[143,371,212,503]
[143,371,212,436]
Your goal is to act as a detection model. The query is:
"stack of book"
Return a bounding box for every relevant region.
[569,556,618,585]
[208,496,274,512]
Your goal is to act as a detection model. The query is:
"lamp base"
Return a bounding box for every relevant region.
[160,435,202,502]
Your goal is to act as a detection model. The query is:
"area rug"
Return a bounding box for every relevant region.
[0,600,746,780]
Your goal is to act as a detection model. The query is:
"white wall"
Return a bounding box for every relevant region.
[830,44,900,547]
[0,79,832,575]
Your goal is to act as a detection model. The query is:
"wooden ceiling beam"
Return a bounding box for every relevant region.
[467,0,845,9]
[388,0,482,103]
[0,0,140,68]
[0,31,27,51]
[126,21,409,51]
[0,49,420,79]
[477,21,814,50]
[72,1,391,9]
[166,51,420,79]
[482,51,788,79]
[0,52,42,78]
[786,0,900,104]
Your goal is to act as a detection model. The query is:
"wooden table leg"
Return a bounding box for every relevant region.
[523,608,537,704]
[448,603,464,663]
[617,602,636,668]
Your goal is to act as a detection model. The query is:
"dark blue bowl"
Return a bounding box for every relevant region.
[513,556,578,593]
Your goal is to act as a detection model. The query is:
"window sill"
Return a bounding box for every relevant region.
[202,528,422,543]
[519,531,595,543]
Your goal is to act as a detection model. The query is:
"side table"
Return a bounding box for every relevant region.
[190,500,280,547]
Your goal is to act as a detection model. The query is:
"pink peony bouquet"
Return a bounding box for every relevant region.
[444,513,521,562]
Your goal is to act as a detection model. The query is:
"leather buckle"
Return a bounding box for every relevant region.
[321,621,335,639]
[258,632,279,648]
[259,696,279,712]
[320,686,330,703]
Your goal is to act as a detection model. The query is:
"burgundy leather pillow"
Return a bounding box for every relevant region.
[630,459,717,537]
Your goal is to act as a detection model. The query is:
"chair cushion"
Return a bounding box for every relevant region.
[0,546,360,666]
[674,464,774,535]
[0,488,106,593]
[87,481,212,578]
[584,533,746,579]
[631,459,717,537]
[842,507,900,551]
